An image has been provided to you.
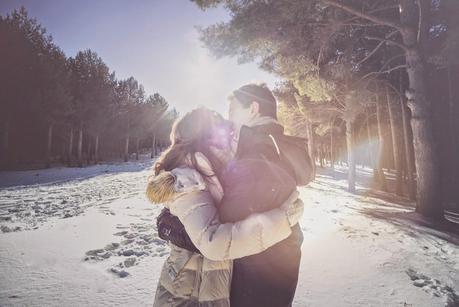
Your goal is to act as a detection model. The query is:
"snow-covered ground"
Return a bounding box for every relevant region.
[0,157,153,232]
[294,167,459,307]
[0,159,458,306]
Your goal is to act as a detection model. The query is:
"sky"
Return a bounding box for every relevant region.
[0,0,278,116]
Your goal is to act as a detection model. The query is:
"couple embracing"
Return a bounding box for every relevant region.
[146,83,313,307]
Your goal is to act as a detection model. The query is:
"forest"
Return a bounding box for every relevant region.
[190,0,459,220]
[0,7,177,170]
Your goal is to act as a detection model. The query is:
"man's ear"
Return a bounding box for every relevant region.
[250,101,260,115]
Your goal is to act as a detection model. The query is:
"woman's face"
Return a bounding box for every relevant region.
[208,114,233,151]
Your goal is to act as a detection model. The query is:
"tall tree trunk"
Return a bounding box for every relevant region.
[400,0,442,218]
[124,120,130,162]
[386,86,403,196]
[400,75,416,200]
[346,120,356,193]
[77,124,83,168]
[151,135,156,158]
[306,120,316,178]
[45,123,54,168]
[319,143,324,168]
[1,118,10,164]
[68,128,74,166]
[366,109,375,173]
[86,136,92,165]
[447,67,457,198]
[376,95,388,192]
[60,142,66,164]
[135,137,140,160]
[94,135,99,164]
[330,122,335,175]
[124,136,129,162]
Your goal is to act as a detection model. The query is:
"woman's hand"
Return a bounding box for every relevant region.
[280,190,304,227]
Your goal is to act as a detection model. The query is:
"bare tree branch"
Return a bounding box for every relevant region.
[357,40,387,65]
[379,53,406,72]
[360,64,408,80]
[356,30,399,66]
[416,0,422,43]
[344,4,400,23]
[364,36,409,53]
[322,0,404,32]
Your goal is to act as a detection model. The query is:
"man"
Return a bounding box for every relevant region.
[157,83,313,306]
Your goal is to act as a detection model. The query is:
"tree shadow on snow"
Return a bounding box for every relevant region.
[359,208,459,246]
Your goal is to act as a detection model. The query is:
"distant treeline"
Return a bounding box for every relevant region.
[0,7,177,170]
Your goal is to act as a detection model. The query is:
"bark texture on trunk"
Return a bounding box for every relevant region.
[400,75,416,200]
[400,0,442,218]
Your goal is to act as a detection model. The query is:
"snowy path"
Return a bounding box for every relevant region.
[0,160,458,306]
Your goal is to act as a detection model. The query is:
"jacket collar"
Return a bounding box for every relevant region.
[235,118,284,159]
[243,116,284,136]
[245,116,279,128]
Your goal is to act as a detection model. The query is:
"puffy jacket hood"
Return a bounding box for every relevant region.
[146,152,223,205]
[146,167,206,204]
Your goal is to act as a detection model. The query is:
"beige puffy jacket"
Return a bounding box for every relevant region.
[148,152,304,306]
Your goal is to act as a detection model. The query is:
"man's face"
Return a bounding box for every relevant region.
[228,97,257,135]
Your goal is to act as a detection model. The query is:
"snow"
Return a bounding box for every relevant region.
[294,169,459,307]
[0,156,154,232]
[0,159,458,306]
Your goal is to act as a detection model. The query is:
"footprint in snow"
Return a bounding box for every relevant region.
[405,268,459,306]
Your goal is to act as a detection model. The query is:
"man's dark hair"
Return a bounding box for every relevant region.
[231,83,277,119]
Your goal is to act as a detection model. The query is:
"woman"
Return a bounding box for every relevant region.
[146,107,303,306]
